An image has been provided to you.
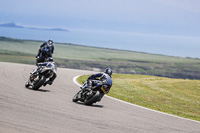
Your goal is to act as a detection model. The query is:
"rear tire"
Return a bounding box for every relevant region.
[32,76,46,90]
[84,91,101,105]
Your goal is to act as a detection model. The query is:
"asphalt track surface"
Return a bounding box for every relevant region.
[0,62,199,133]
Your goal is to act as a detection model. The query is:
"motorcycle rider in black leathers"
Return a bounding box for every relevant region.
[36,39,54,63]
[81,68,113,98]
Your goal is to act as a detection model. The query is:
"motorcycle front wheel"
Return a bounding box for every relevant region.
[32,75,46,90]
[72,90,82,102]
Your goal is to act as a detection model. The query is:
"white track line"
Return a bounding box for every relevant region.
[73,75,200,124]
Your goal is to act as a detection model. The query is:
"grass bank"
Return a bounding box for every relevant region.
[77,74,200,122]
[1,37,200,79]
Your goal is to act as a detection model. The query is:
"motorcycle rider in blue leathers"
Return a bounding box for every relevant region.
[81,68,113,98]
[36,39,54,63]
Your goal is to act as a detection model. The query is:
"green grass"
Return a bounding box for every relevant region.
[0,50,35,64]
[77,74,200,121]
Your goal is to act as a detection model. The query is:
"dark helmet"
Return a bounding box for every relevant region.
[46,57,54,62]
[48,39,53,45]
[104,68,112,77]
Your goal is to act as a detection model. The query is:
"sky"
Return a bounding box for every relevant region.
[0,0,200,57]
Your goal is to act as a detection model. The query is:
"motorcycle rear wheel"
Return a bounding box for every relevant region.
[84,91,101,105]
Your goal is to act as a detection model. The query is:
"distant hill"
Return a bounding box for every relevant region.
[0,22,69,32]
[0,23,23,28]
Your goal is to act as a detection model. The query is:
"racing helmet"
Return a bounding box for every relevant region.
[46,57,54,62]
[48,39,53,45]
[104,68,112,77]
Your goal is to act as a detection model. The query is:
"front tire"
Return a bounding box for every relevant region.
[32,75,46,90]
[72,90,81,102]
[25,82,30,88]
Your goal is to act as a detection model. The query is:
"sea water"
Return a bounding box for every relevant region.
[0,27,199,58]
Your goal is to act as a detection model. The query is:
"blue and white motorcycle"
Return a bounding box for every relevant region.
[25,61,57,90]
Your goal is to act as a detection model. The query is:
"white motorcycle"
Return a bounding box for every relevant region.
[25,62,57,90]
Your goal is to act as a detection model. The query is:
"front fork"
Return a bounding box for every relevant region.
[29,74,40,85]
